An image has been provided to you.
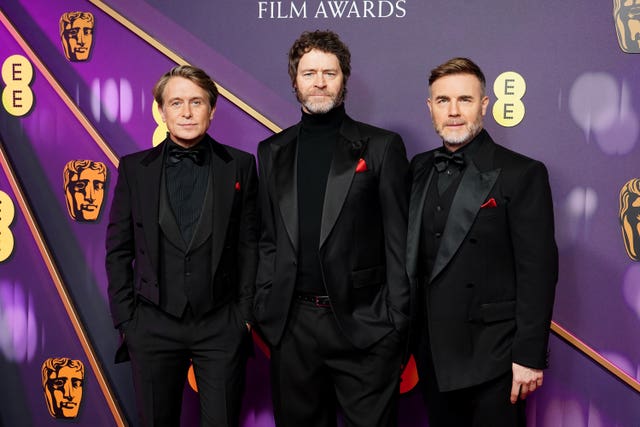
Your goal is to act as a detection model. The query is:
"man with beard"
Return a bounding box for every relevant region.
[254,30,410,426]
[406,57,558,426]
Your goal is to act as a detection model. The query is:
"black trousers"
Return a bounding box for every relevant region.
[125,301,250,427]
[270,299,404,427]
[418,351,526,427]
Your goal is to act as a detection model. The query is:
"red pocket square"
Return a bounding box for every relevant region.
[235,181,241,191]
[355,158,368,173]
[480,198,497,208]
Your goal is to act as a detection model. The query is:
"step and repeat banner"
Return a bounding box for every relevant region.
[1,0,639,425]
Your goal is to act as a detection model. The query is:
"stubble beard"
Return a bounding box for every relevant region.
[297,87,345,114]
[437,119,483,147]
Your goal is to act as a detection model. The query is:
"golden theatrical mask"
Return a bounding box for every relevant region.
[620,178,640,261]
[42,358,85,419]
[64,160,107,221]
[59,12,95,61]
[614,0,640,53]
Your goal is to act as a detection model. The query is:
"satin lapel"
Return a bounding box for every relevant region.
[319,127,366,249]
[138,143,165,270]
[406,157,435,278]
[272,129,299,252]
[430,159,500,282]
[188,159,214,251]
[210,143,236,270]
[158,168,187,251]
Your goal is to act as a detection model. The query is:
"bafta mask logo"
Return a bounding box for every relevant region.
[614,0,640,53]
[620,178,640,261]
[64,160,107,222]
[59,12,95,61]
[42,358,85,419]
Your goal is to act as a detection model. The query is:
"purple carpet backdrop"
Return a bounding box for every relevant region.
[1,0,639,425]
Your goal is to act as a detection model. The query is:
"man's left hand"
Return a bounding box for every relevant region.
[510,362,543,404]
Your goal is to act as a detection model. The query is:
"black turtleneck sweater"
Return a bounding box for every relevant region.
[296,104,345,294]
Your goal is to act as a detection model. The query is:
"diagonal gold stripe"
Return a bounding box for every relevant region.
[88,0,282,134]
[551,320,640,393]
[0,10,119,168]
[0,11,127,427]
[0,141,127,427]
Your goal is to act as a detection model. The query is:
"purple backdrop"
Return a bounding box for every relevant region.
[1,0,639,425]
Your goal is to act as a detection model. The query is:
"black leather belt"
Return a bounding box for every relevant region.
[295,293,331,308]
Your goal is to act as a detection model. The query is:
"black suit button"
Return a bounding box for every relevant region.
[466,283,474,288]
[469,238,477,244]
[185,256,191,262]
[186,272,191,277]
[436,205,442,212]
[435,232,442,238]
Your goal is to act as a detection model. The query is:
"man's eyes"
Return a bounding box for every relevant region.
[169,100,204,108]
[301,72,337,78]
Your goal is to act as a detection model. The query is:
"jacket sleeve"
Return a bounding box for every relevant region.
[379,134,411,333]
[105,159,136,329]
[254,141,276,322]
[235,153,259,323]
[508,160,558,369]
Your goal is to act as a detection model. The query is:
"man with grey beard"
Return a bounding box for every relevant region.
[254,30,410,427]
[406,57,558,426]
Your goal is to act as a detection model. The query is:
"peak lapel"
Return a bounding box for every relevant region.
[406,157,435,279]
[430,157,500,281]
[319,127,366,249]
[210,143,236,269]
[138,143,165,269]
[272,132,299,252]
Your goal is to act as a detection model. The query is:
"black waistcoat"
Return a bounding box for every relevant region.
[158,158,214,318]
[419,171,464,281]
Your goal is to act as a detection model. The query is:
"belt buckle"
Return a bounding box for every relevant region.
[314,296,330,308]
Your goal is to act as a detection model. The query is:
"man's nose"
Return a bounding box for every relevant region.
[314,74,327,88]
[448,101,460,116]
[182,104,193,117]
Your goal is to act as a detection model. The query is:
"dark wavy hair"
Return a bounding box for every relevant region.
[288,30,351,91]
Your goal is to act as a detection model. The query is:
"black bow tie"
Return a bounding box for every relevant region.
[167,145,206,166]
[434,151,465,173]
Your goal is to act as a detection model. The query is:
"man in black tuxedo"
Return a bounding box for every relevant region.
[106,65,257,426]
[406,58,558,426]
[254,30,410,426]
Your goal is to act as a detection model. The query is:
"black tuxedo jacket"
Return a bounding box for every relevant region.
[406,130,558,392]
[255,114,410,349]
[106,135,258,343]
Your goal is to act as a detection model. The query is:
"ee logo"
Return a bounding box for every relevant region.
[2,54,35,117]
[0,190,16,263]
[492,71,525,127]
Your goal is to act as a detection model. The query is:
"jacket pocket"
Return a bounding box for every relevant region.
[351,265,386,288]
[478,300,516,323]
